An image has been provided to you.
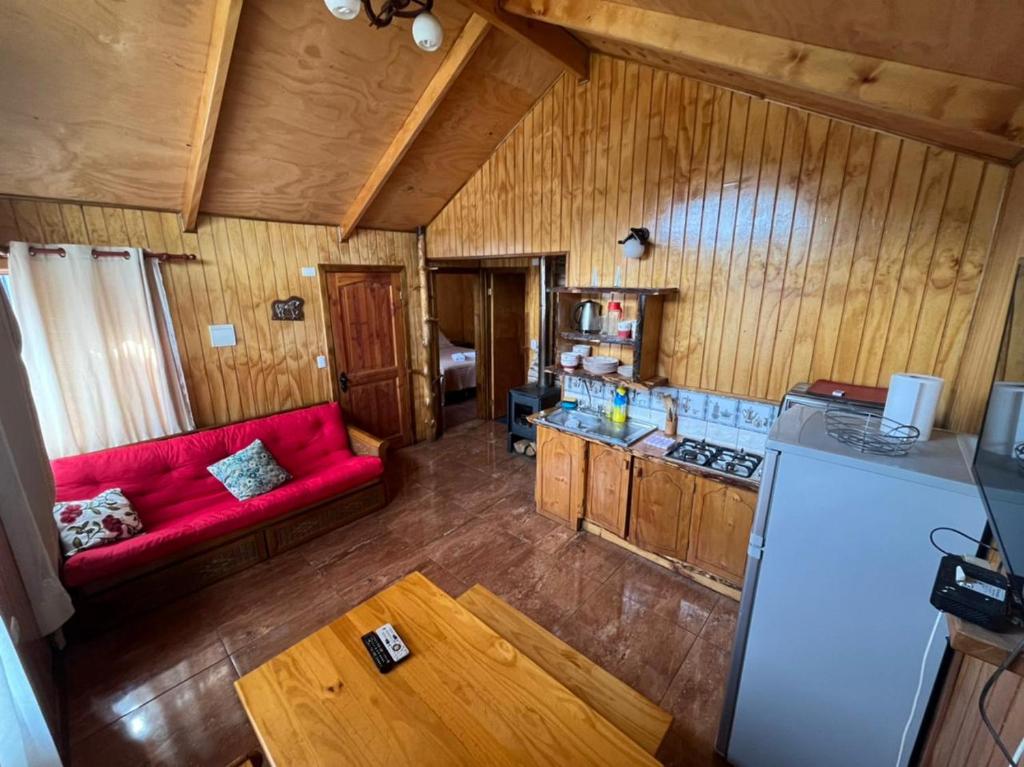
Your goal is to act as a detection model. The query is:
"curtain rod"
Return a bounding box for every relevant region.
[0,244,197,262]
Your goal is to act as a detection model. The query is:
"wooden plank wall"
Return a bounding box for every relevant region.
[435,273,477,346]
[922,654,1024,766]
[0,198,432,439]
[428,54,1010,425]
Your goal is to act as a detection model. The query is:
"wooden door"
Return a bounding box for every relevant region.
[489,272,526,420]
[585,442,632,537]
[323,269,414,447]
[628,458,696,560]
[687,479,757,582]
[535,426,587,528]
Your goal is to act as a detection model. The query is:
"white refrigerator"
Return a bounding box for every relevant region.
[716,405,986,767]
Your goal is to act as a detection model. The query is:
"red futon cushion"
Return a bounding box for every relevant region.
[53,403,383,588]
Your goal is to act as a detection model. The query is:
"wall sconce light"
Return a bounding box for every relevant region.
[619,227,650,260]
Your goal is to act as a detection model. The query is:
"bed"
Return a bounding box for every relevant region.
[439,332,477,393]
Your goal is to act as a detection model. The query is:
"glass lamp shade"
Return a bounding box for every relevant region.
[412,12,444,51]
[621,237,646,260]
[325,0,360,20]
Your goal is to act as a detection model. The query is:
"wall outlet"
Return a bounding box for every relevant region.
[316,355,328,369]
[301,266,316,277]
[209,324,236,348]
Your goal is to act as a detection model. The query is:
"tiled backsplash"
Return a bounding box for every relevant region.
[562,376,779,454]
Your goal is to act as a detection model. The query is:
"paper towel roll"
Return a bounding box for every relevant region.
[883,374,944,441]
[979,382,1024,455]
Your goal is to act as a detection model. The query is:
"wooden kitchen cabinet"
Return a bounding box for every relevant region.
[535,425,587,528]
[628,457,696,560]
[687,479,757,582]
[584,442,632,537]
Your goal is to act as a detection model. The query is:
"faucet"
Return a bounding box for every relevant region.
[580,378,596,413]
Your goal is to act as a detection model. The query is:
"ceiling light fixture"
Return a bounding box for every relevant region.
[324,0,444,52]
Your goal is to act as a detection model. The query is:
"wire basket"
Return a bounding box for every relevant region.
[824,405,920,456]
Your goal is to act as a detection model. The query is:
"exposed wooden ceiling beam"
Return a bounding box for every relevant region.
[180,0,243,233]
[340,14,491,240]
[500,0,1024,163]
[456,0,588,82]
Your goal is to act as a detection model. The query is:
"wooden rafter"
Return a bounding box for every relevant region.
[500,0,1024,163]
[340,14,491,240]
[180,0,244,233]
[456,0,588,82]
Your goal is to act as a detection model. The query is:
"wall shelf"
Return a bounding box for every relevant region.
[545,364,668,392]
[554,286,679,297]
[554,287,674,383]
[560,331,635,347]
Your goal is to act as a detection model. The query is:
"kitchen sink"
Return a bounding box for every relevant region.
[538,407,656,447]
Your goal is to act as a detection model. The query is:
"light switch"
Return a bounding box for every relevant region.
[316,355,328,369]
[301,266,316,277]
[209,324,236,348]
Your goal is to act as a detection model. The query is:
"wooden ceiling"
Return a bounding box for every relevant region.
[501,0,1024,163]
[2,0,1023,235]
[0,0,562,231]
[609,0,1024,86]
[1,0,213,210]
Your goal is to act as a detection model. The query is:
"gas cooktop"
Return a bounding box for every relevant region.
[666,438,763,479]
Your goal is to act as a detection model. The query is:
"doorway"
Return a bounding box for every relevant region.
[429,262,531,435]
[434,271,479,430]
[320,265,415,448]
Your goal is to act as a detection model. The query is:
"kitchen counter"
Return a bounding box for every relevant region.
[529,406,760,491]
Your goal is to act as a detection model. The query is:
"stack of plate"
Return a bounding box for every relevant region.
[583,355,619,375]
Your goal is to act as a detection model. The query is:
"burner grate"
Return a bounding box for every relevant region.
[667,439,763,478]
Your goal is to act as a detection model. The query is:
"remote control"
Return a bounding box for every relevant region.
[361,623,410,673]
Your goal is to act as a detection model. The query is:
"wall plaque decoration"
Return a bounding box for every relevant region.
[271,296,304,321]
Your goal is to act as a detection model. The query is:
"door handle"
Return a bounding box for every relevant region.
[338,372,349,393]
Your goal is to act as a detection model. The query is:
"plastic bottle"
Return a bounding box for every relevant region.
[611,385,628,423]
[605,300,623,336]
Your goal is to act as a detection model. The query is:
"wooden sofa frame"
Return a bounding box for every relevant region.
[67,412,389,627]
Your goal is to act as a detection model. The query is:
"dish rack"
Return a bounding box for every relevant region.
[824,404,919,456]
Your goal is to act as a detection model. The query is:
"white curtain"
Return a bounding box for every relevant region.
[8,242,194,458]
[0,291,68,764]
[0,289,73,635]
[0,616,61,767]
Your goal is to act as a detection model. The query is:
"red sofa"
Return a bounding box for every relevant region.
[52,403,388,615]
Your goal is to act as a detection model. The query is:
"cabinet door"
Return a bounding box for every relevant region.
[535,426,587,528]
[687,479,757,582]
[628,458,696,559]
[584,442,632,537]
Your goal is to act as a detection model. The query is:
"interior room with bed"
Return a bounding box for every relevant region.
[434,271,478,429]
[3,1,1024,766]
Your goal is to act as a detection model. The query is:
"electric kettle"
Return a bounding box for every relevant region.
[573,300,603,334]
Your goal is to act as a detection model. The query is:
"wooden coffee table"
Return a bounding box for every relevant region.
[235,572,662,765]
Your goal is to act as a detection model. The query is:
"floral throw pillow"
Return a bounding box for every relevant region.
[208,439,291,501]
[53,489,144,557]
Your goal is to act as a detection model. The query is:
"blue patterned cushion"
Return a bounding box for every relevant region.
[207,439,291,500]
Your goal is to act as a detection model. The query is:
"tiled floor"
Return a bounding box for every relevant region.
[64,419,734,766]
[442,396,478,430]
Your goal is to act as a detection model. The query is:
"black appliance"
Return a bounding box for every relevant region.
[507,384,561,453]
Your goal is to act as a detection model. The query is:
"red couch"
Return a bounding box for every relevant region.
[52,403,388,612]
